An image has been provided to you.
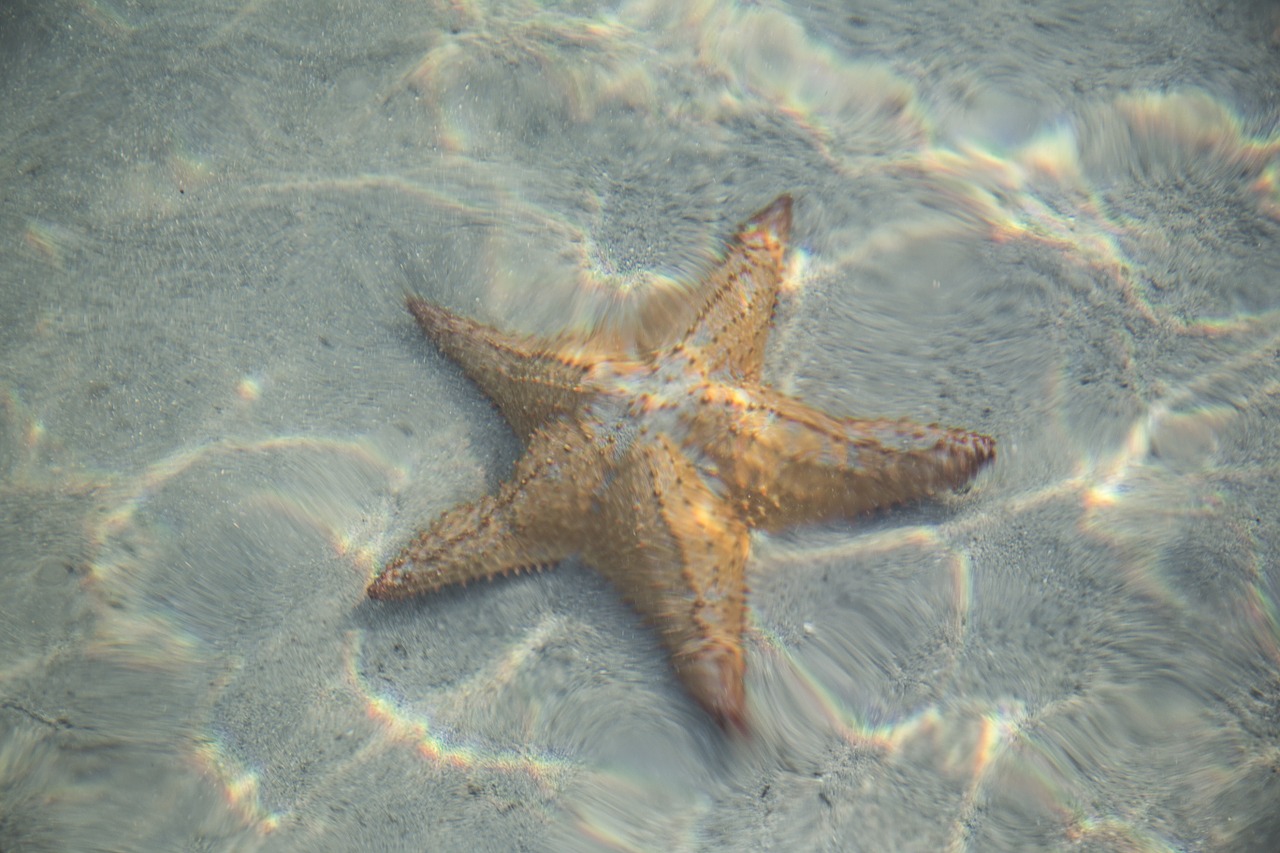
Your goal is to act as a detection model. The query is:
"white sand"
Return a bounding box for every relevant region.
[1,1,1277,850]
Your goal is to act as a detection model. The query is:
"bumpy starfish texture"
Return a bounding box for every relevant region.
[369,196,995,732]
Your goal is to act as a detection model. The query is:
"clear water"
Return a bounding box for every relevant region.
[1,1,1277,850]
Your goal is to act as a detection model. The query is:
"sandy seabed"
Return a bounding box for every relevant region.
[1,1,1278,850]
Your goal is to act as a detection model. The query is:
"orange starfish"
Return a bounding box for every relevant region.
[369,196,994,732]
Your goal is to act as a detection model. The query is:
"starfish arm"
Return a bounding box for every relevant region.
[583,434,752,733]
[691,385,995,532]
[406,297,601,438]
[675,195,792,382]
[368,421,605,599]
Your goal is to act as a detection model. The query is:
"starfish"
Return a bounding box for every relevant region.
[369,195,995,732]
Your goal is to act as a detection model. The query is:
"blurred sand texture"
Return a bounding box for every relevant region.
[1,1,1277,850]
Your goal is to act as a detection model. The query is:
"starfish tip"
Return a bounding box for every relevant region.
[742,194,794,246]
[677,641,749,735]
[366,574,398,600]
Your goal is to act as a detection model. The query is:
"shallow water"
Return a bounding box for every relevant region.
[1,1,1278,850]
